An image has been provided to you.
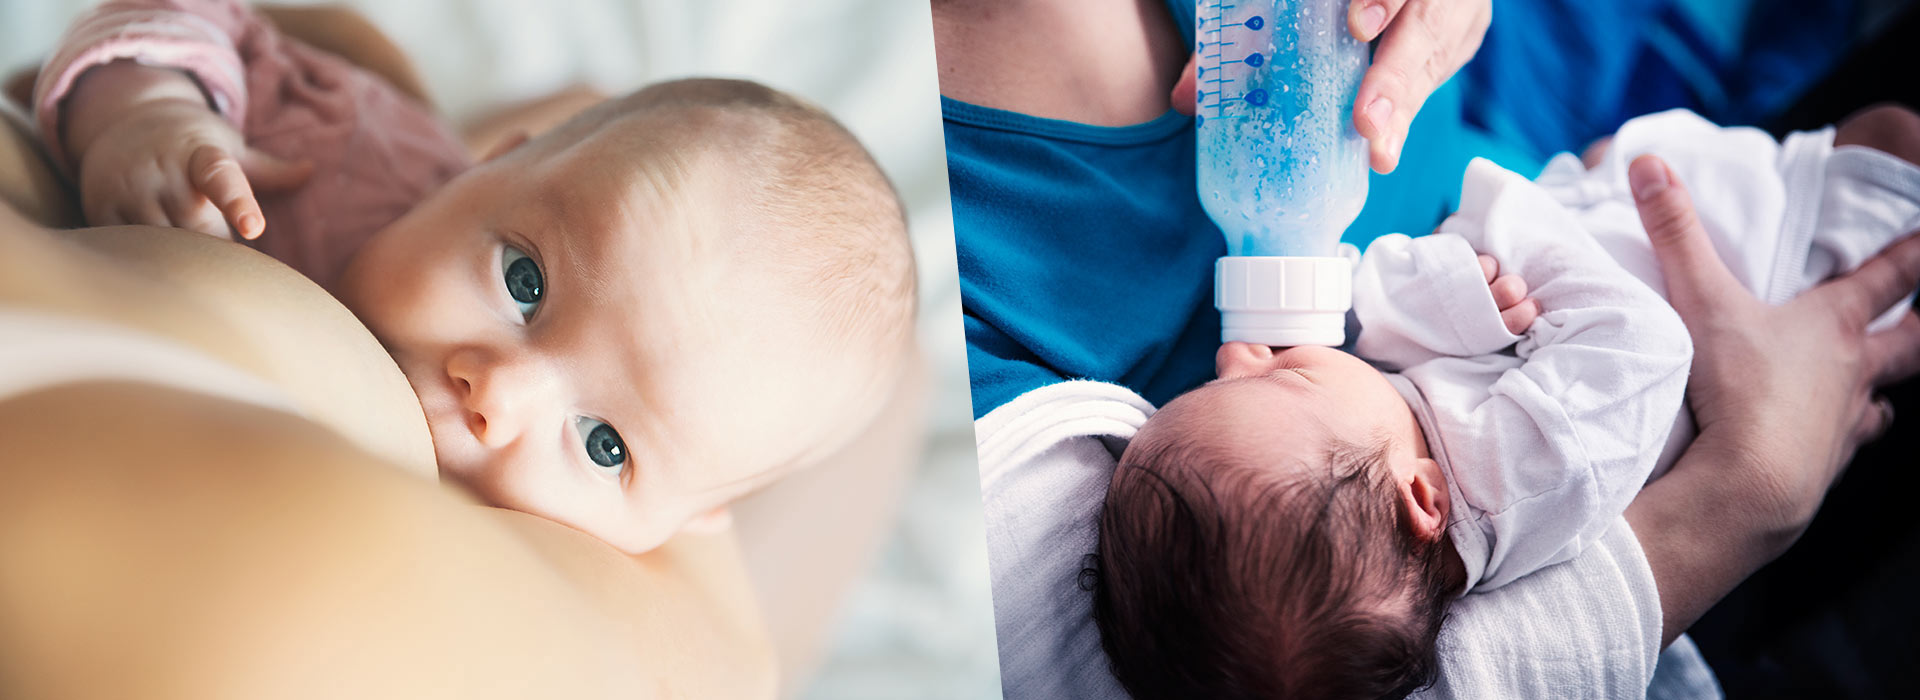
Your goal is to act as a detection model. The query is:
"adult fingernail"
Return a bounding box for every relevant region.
[1365,97,1393,135]
[1628,157,1669,201]
[1361,5,1387,38]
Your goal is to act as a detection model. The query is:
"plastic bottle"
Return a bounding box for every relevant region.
[1196,0,1370,346]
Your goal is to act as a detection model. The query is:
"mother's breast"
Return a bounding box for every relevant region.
[49,224,435,478]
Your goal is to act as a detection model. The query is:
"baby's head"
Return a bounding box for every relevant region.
[1092,343,1463,699]
[337,79,915,553]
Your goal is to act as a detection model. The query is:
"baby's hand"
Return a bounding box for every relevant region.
[1479,254,1540,334]
[65,64,311,240]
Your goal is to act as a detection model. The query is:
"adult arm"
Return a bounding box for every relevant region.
[1619,154,1920,646]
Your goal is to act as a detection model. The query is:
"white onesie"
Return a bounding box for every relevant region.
[1350,109,1920,593]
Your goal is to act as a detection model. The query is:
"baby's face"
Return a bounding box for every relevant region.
[337,125,827,553]
[1155,343,1420,479]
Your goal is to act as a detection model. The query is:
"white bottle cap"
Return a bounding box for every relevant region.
[1215,255,1353,346]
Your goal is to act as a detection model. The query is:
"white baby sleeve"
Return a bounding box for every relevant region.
[1402,159,1694,592]
[1352,232,1525,371]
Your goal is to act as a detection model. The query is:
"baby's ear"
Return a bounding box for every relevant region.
[681,506,733,535]
[480,130,531,163]
[1399,457,1450,542]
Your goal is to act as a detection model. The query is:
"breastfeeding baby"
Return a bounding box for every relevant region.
[1094,107,1920,699]
[34,0,916,554]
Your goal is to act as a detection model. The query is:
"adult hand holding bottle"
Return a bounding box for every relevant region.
[1173,0,1492,173]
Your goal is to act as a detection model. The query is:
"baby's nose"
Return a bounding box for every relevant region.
[1215,341,1279,378]
[445,347,556,448]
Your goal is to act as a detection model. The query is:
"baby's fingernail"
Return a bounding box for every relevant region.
[1365,97,1393,135]
[1360,5,1387,38]
[240,214,260,236]
[1628,157,1669,201]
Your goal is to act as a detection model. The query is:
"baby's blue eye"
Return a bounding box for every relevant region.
[576,417,627,472]
[501,245,543,319]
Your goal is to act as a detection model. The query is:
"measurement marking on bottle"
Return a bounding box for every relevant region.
[1198,0,1269,125]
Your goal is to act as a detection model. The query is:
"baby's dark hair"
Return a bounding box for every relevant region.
[1093,414,1458,700]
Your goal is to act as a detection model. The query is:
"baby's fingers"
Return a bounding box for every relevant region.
[161,188,232,239]
[239,147,314,193]
[1489,273,1528,310]
[119,198,173,230]
[1501,298,1541,335]
[82,196,125,228]
[189,145,265,240]
[1477,254,1498,283]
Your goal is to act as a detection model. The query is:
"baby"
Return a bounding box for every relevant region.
[1094,107,1920,699]
[35,0,917,554]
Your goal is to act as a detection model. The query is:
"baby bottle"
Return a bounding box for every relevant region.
[1196,0,1370,346]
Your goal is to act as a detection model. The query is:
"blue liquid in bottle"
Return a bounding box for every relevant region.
[1198,0,1369,346]
[1196,0,1368,257]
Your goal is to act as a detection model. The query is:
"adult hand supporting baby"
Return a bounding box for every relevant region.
[1170,0,1492,173]
[1621,154,1920,646]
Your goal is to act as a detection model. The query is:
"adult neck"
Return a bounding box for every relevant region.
[932,0,1188,127]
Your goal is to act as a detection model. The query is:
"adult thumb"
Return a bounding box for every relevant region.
[239,148,314,193]
[1630,154,1745,317]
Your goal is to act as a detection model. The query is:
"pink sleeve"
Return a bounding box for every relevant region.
[32,0,260,168]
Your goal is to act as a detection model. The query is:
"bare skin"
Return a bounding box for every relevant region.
[0,206,776,699]
[932,0,1188,128]
[1619,154,1920,645]
[0,382,768,700]
[0,24,786,672]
